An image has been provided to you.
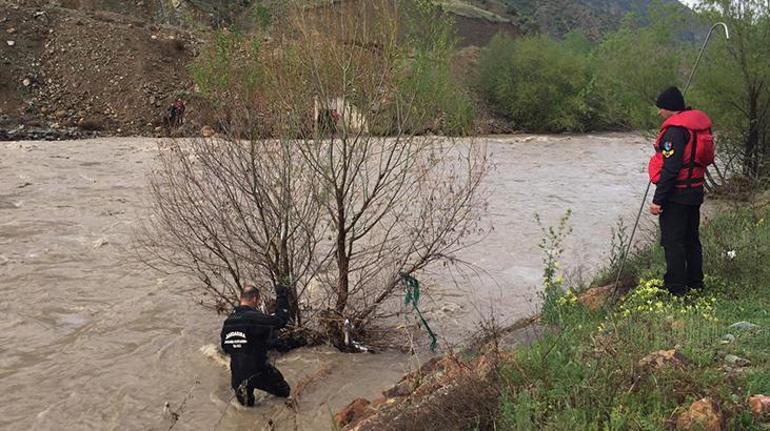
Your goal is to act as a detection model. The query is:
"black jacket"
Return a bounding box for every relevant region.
[652,126,704,207]
[220,289,290,388]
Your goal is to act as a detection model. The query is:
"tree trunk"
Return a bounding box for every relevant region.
[744,90,760,177]
[335,197,349,313]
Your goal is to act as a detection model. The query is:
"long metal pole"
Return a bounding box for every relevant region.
[684,23,730,97]
[611,22,730,296]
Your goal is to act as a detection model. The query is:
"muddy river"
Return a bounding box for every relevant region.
[0,134,652,430]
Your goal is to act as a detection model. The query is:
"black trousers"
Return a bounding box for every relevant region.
[234,365,291,406]
[659,202,704,296]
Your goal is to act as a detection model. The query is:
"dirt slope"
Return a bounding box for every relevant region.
[1,1,202,138]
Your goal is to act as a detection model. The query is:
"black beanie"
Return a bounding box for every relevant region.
[655,86,686,111]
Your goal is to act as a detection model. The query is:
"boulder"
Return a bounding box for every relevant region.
[728,321,760,331]
[748,395,770,417]
[335,398,372,429]
[724,354,751,367]
[676,398,723,431]
[370,397,389,409]
[77,118,103,131]
[578,285,613,311]
[638,349,689,371]
[200,125,216,137]
[382,380,411,398]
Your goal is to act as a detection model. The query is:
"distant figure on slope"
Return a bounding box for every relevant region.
[164,98,186,130]
[173,98,185,128]
[648,86,716,296]
[220,284,291,406]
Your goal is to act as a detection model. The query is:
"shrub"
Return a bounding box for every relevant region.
[476,33,593,132]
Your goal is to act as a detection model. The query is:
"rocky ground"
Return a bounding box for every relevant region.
[333,283,770,431]
[0,0,525,141]
[0,1,204,139]
[330,286,612,431]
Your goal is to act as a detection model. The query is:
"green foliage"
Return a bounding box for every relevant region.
[590,14,683,129]
[476,33,593,132]
[535,210,573,324]
[250,4,273,29]
[189,30,264,103]
[689,1,770,178]
[607,217,630,274]
[701,206,770,286]
[400,0,476,135]
[498,204,770,429]
[475,2,698,132]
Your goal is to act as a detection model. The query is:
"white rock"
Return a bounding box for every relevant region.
[725,354,751,367]
[729,321,760,331]
[6,40,15,46]
[720,334,736,344]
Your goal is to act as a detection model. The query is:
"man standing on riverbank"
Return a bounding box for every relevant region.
[648,86,715,296]
[221,284,291,406]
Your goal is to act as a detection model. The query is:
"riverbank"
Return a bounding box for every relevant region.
[335,196,770,430]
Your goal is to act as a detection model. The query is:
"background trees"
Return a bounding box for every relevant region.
[692,0,770,179]
[476,32,593,132]
[476,0,770,185]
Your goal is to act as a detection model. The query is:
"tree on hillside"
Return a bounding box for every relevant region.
[692,0,770,179]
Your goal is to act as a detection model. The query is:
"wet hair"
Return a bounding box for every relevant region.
[240,284,260,303]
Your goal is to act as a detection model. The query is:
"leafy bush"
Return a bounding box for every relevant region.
[189,29,264,101]
[476,33,593,132]
[535,210,573,324]
[590,15,683,130]
[399,0,476,135]
[689,1,770,179]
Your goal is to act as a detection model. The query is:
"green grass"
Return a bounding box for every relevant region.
[497,203,770,430]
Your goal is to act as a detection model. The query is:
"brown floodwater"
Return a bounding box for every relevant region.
[0,134,652,430]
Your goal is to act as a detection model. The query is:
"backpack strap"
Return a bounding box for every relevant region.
[686,130,698,188]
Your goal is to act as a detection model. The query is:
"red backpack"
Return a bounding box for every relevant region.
[648,110,715,188]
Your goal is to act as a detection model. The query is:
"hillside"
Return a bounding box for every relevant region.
[0,1,204,139]
[459,0,691,39]
[0,0,687,139]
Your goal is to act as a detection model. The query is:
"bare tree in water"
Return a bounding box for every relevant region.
[138,117,325,326]
[139,0,488,345]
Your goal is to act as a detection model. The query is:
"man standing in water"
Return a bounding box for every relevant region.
[221,284,291,406]
[648,86,715,296]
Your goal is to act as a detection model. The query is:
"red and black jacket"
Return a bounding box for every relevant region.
[649,110,715,206]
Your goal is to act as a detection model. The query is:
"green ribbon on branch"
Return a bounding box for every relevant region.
[401,272,438,352]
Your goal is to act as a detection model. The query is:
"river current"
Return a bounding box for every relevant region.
[0,134,652,430]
